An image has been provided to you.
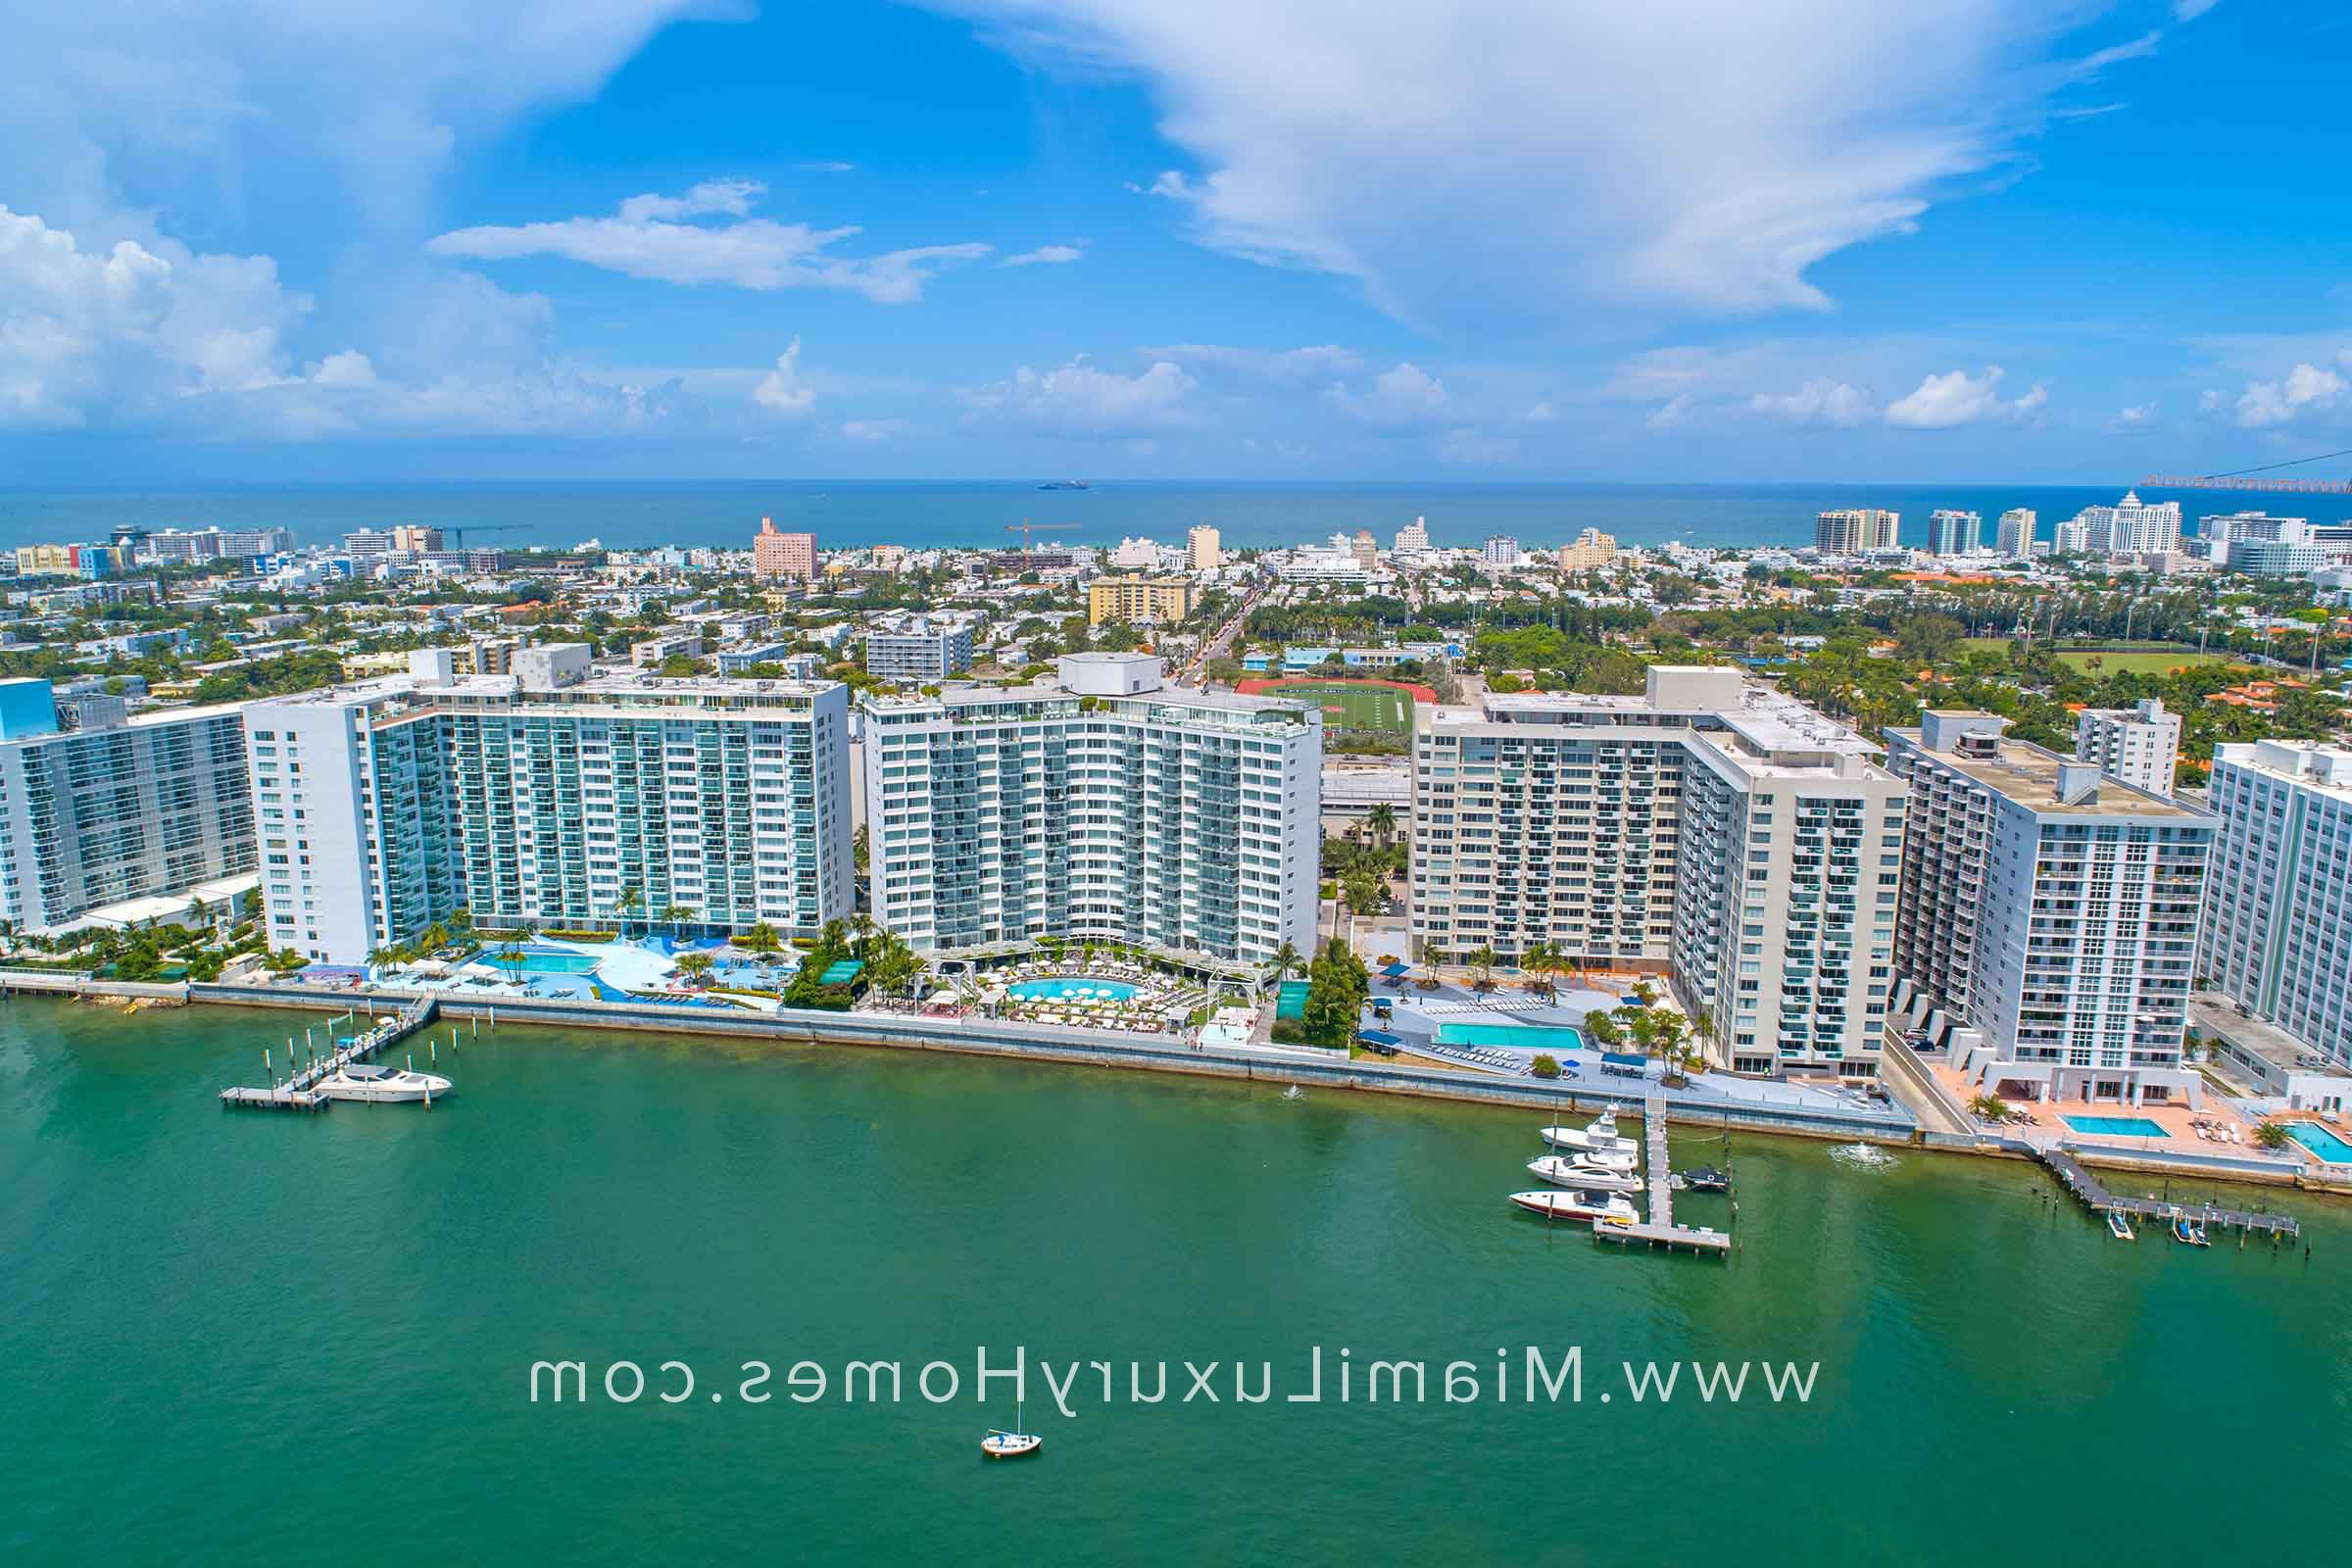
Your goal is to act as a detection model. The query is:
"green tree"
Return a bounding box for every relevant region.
[1299,938,1370,1049]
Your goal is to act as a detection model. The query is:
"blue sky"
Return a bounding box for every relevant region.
[3,0,2349,484]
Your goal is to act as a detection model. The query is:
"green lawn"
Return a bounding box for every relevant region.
[1956,638,2241,677]
[1264,681,1415,733]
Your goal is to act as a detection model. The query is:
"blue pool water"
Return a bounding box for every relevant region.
[2062,1114,2169,1138]
[1437,1022,1585,1053]
[2286,1122,2352,1163]
[490,951,604,975]
[1007,978,1140,1003]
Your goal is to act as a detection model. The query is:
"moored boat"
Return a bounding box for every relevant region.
[316,1062,453,1103]
[1537,1106,1636,1157]
[1508,1189,1639,1226]
[1527,1154,1642,1193]
[2107,1210,2135,1242]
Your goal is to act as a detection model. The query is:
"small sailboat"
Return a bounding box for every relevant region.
[982,1394,1042,1459]
[1526,1154,1642,1193]
[1508,1189,1639,1226]
[2106,1210,2135,1242]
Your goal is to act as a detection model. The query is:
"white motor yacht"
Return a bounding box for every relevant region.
[317,1062,452,1103]
[1508,1189,1639,1226]
[1536,1107,1637,1157]
[1526,1154,1642,1193]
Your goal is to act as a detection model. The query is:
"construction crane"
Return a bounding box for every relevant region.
[2141,446,2352,496]
[1004,519,1076,555]
[444,522,532,550]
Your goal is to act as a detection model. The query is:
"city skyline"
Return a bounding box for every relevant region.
[5,2,2352,485]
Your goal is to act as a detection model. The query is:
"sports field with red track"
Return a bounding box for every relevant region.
[1235,676,1433,733]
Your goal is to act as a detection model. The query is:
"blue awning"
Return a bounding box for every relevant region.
[1380,962,1411,977]
[1356,1030,1403,1047]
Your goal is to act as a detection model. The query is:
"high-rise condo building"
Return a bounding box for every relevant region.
[1187,525,1221,572]
[1814,510,1898,555]
[0,679,257,934]
[1556,529,1617,571]
[1925,510,1982,557]
[1994,509,2036,559]
[861,654,1320,965]
[2075,698,2180,797]
[753,517,819,581]
[1886,711,2214,1106]
[245,648,852,964]
[1411,666,1908,1076]
[1483,535,1522,567]
[1395,516,1431,552]
[2198,741,2352,1070]
[2063,490,2180,556]
[864,621,975,683]
[1087,577,1192,626]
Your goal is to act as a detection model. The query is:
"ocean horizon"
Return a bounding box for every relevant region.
[7,478,2342,556]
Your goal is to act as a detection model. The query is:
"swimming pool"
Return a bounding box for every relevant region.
[1437,1022,1585,1053]
[489,950,604,975]
[1008,977,1140,1003]
[2062,1114,2168,1138]
[2286,1122,2352,1163]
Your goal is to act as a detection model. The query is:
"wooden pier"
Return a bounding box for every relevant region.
[220,999,439,1111]
[2033,1144,2299,1240]
[1592,1091,1733,1256]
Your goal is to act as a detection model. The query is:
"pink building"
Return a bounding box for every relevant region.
[753,517,817,581]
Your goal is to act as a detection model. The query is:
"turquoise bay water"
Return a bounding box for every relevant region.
[5,998,2350,1564]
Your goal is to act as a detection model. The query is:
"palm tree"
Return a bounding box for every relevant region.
[1466,945,1498,993]
[675,952,715,987]
[1364,803,1397,852]
[658,904,692,943]
[1583,1008,1623,1051]
[1522,940,1559,997]
[1269,942,1304,987]
[740,921,783,956]
[615,887,643,940]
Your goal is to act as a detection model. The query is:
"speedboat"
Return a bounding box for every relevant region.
[1527,1154,1642,1193]
[1534,1137,1637,1173]
[316,1062,452,1103]
[1509,1189,1640,1226]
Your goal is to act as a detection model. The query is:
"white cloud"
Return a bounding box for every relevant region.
[839,417,908,441]
[2233,358,2350,428]
[0,204,312,428]
[617,179,765,223]
[2113,401,2156,427]
[965,356,1199,433]
[1327,362,1449,423]
[2173,0,2220,20]
[1646,393,1692,429]
[429,183,992,304]
[306,350,379,388]
[1140,343,1362,380]
[752,338,816,417]
[942,0,2147,326]
[797,161,858,173]
[1522,400,1558,422]
[2078,31,2161,74]
[1002,244,1085,267]
[0,1,718,241]
[1751,377,1876,427]
[1885,366,2046,428]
